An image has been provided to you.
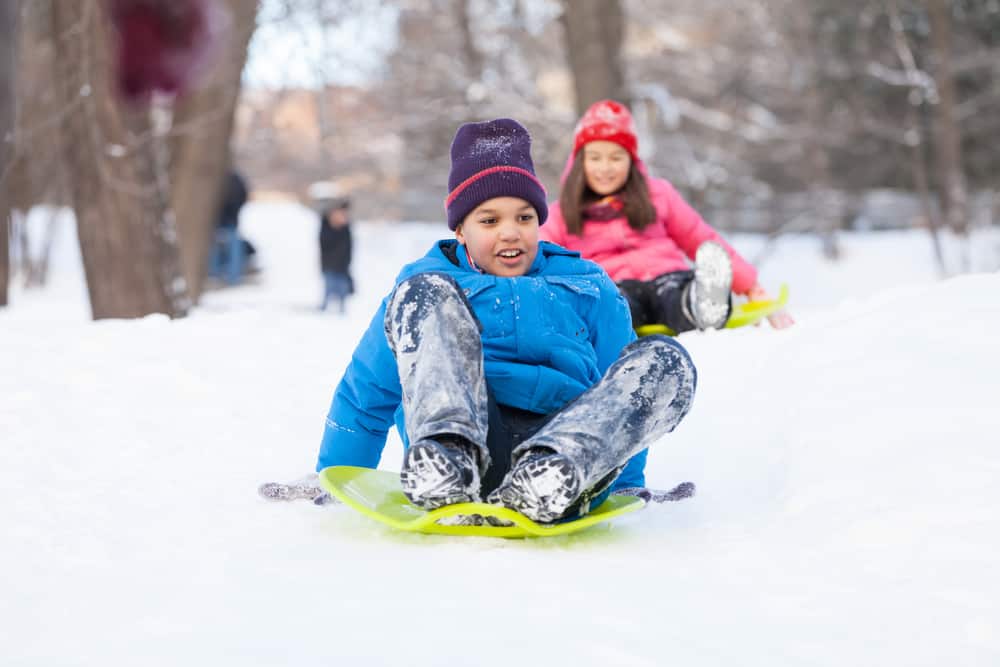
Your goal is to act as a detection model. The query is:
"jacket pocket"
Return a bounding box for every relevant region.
[544,275,601,300]
[537,275,602,350]
[461,276,508,338]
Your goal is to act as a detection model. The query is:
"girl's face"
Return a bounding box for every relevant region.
[582,140,631,196]
[456,197,539,277]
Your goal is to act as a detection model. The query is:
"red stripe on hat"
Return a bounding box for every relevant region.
[444,166,546,208]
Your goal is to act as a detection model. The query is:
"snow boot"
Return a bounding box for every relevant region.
[400,436,482,509]
[685,241,733,330]
[487,448,582,523]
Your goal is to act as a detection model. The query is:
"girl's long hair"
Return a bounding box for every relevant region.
[559,155,657,236]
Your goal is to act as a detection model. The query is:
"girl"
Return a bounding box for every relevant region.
[541,100,794,334]
[316,118,697,524]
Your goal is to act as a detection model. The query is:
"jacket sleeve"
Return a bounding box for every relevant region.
[654,179,758,294]
[613,449,647,490]
[538,203,569,248]
[316,298,402,471]
[589,271,638,376]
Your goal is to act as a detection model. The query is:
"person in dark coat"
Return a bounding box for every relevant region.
[218,170,248,230]
[319,197,353,313]
[208,169,253,285]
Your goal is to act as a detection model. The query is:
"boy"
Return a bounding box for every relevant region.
[317,119,697,523]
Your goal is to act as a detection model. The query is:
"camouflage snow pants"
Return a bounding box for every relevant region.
[384,272,697,499]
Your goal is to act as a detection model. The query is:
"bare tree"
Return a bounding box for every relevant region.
[885,0,947,275]
[927,0,969,264]
[5,2,72,291]
[381,0,573,220]
[0,0,17,307]
[559,0,627,115]
[169,0,259,302]
[51,0,188,320]
[455,0,484,84]
[787,3,842,259]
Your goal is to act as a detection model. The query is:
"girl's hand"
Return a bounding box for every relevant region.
[747,283,795,330]
[766,310,795,329]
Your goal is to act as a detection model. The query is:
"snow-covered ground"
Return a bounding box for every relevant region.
[2,203,998,666]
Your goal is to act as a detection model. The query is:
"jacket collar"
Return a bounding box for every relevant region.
[435,239,578,276]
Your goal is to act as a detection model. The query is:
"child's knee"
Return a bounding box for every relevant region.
[389,272,463,312]
[384,272,481,352]
[630,335,697,389]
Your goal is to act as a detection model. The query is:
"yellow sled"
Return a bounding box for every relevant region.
[319,466,644,538]
[636,283,790,337]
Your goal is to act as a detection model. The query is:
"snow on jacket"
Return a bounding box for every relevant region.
[540,173,758,294]
[316,239,651,489]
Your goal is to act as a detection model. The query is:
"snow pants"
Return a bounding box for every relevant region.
[321,271,351,313]
[618,270,731,333]
[208,227,245,286]
[384,272,697,506]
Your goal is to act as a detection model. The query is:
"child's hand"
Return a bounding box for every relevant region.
[747,283,795,330]
[766,310,795,329]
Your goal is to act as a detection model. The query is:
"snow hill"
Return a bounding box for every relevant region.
[2,203,998,666]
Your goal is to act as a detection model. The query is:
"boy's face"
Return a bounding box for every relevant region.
[582,140,631,196]
[456,197,539,277]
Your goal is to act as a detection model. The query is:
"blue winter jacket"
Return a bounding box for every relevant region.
[316,239,649,489]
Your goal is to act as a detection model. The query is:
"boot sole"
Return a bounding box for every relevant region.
[692,241,733,329]
[490,453,581,523]
[400,442,478,509]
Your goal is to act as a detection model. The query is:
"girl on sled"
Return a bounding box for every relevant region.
[540,99,794,334]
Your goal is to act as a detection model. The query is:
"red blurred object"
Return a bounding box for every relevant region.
[109,0,222,102]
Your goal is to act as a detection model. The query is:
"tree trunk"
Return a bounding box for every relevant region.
[314,0,335,176]
[169,0,258,302]
[455,0,483,83]
[887,0,948,275]
[910,126,947,276]
[51,0,188,320]
[559,0,628,116]
[0,0,18,307]
[799,23,840,260]
[927,0,969,252]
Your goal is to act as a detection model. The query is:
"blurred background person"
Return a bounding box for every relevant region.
[208,168,255,286]
[318,197,353,313]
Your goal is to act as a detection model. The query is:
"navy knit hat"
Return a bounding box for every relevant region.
[445,118,548,230]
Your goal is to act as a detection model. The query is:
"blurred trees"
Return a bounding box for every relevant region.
[626,1,997,234]
[52,0,188,319]
[559,0,627,115]
[170,0,258,299]
[383,0,573,219]
[4,0,999,311]
[5,0,258,318]
[262,0,995,262]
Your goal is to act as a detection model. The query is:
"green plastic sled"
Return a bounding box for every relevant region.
[635,283,790,337]
[318,466,645,538]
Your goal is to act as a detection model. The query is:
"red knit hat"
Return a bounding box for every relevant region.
[572,100,639,162]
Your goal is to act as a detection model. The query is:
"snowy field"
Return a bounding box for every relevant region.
[2,202,999,666]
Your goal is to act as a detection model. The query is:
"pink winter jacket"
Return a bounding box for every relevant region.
[540,177,757,294]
